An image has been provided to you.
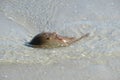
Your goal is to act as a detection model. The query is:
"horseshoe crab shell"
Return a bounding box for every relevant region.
[27,32,89,48]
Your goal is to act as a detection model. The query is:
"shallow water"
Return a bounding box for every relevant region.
[0,12,120,64]
[0,0,120,80]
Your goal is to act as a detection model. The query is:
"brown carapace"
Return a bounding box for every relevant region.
[28,32,89,48]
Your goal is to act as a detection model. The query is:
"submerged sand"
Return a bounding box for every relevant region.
[0,0,120,80]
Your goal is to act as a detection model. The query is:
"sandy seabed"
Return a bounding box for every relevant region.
[0,0,120,80]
